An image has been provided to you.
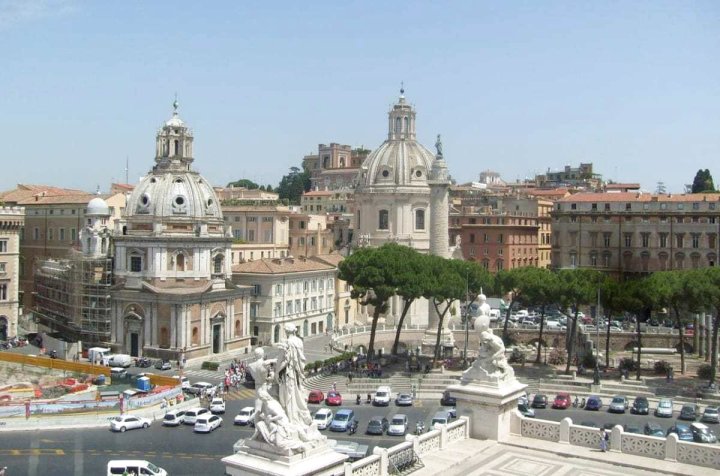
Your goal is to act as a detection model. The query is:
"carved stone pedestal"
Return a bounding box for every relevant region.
[447,378,527,442]
[222,439,347,476]
[421,328,455,357]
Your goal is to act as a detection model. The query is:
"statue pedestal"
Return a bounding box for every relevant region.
[421,327,455,356]
[223,440,347,476]
[447,378,527,442]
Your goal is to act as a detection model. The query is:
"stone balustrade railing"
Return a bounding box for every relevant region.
[342,417,469,476]
[516,413,720,470]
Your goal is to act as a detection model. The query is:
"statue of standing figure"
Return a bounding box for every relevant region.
[435,134,443,156]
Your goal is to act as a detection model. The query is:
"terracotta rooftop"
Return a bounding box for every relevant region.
[232,256,336,274]
[312,253,345,267]
[0,184,89,204]
[558,192,720,203]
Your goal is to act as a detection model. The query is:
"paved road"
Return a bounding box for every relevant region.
[0,396,451,476]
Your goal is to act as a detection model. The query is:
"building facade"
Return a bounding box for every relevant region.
[110,101,252,360]
[288,214,334,258]
[232,256,337,346]
[551,192,720,276]
[0,207,24,340]
[303,143,369,191]
[222,204,291,264]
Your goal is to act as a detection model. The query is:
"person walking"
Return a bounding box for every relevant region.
[348,372,353,384]
[600,428,608,452]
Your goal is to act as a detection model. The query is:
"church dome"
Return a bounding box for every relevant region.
[359,89,436,189]
[86,197,110,216]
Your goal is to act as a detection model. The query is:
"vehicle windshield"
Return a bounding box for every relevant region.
[706,408,718,414]
[391,418,405,425]
[241,410,252,416]
[696,427,711,435]
[612,398,624,404]
[111,417,123,422]
[659,401,671,408]
[163,414,176,420]
[677,427,691,434]
[335,414,350,421]
[314,413,326,420]
[147,463,161,473]
[368,420,381,426]
[376,392,387,397]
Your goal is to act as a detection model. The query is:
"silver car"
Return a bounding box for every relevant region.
[655,398,674,418]
[608,396,628,413]
[701,406,720,424]
[387,414,408,436]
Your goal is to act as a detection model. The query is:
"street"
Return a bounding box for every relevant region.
[0,396,451,476]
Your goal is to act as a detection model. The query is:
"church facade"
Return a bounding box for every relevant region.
[110,101,253,360]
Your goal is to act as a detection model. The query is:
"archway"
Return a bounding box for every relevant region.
[0,316,7,341]
[326,313,334,332]
[212,324,221,353]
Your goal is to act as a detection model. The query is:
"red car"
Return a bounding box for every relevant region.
[552,392,571,409]
[326,391,342,406]
[308,390,324,404]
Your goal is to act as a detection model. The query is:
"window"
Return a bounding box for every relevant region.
[570,216,577,223]
[213,255,223,274]
[692,234,700,249]
[0,283,7,301]
[590,232,598,247]
[641,233,650,248]
[603,233,611,248]
[590,253,598,266]
[415,209,425,230]
[247,217,256,222]
[378,210,389,230]
[591,203,597,211]
[498,234,504,244]
[602,252,611,268]
[676,234,684,248]
[625,203,632,211]
[693,203,700,210]
[0,263,5,273]
[247,230,255,241]
[624,233,632,247]
[48,228,53,241]
[0,241,6,253]
[660,233,668,248]
[710,234,717,250]
[569,253,577,267]
[130,256,142,272]
[604,203,610,211]
[286,301,292,315]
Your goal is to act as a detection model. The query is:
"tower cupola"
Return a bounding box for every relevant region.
[387,83,416,141]
[155,97,194,172]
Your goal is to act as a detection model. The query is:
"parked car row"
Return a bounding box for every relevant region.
[310,407,457,436]
[577,420,717,444]
[159,407,224,433]
[308,386,416,408]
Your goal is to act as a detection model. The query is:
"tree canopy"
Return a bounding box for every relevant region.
[277,166,311,204]
[691,169,715,193]
[226,178,261,189]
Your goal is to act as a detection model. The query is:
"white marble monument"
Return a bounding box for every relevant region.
[223,323,347,476]
[446,308,527,442]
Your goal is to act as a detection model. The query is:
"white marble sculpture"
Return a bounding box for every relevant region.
[463,299,515,386]
[247,326,326,455]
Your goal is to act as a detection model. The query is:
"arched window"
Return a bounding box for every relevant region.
[160,327,169,347]
[176,253,185,272]
[403,116,409,132]
[101,238,107,254]
[274,325,280,343]
[235,319,241,337]
[192,327,199,346]
[214,255,224,275]
[415,209,425,230]
[378,210,389,230]
[173,140,179,156]
[395,117,401,134]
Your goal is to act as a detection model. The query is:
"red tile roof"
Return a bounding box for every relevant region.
[558,192,720,203]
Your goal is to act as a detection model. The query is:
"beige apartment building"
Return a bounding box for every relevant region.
[551,192,720,276]
[222,204,291,264]
[303,143,369,191]
[0,185,125,309]
[288,214,334,258]
[0,207,24,340]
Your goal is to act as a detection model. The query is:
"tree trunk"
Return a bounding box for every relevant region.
[367,308,381,361]
[711,310,720,384]
[564,309,578,375]
[605,312,612,369]
[502,297,516,342]
[673,305,685,375]
[391,300,413,356]
[635,317,643,381]
[535,305,546,364]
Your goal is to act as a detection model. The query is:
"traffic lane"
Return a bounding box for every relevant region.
[533,406,720,432]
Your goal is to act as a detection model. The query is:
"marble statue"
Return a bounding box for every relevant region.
[463,305,515,386]
[450,234,464,260]
[246,327,325,455]
[435,134,443,156]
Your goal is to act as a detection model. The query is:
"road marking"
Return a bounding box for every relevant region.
[29,438,39,476]
[0,449,66,456]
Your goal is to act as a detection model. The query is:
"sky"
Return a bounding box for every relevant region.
[1,1,718,194]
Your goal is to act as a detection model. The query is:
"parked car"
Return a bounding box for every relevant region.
[110,367,128,380]
[585,396,602,411]
[395,393,413,406]
[631,397,649,415]
[608,396,628,413]
[552,393,571,409]
[679,404,700,421]
[183,407,210,425]
[431,410,453,427]
[329,409,355,432]
[209,397,226,414]
[161,409,186,427]
[186,382,215,396]
[313,408,333,430]
[518,403,535,418]
[690,422,718,444]
[655,398,674,418]
[667,423,693,441]
[108,354,133,368]
[387,414,408,436]
[107,460,167,476]
[194,414,222,433]
[154,359,172,371]
[373,386,391,406]
[326,391,342,406]
[234,406,256,426]
[135,357,152,368]
[440,390,457,406]
[366,416,389,435]
[110,415,151,432]
[701,406,720,424]
[643,422,665,437]
[308,390,325,404]
[531,394,548,409]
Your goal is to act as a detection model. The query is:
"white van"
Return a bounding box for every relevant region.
[108,354,133,368]
[373,386,392,406]
[107,459,167,475]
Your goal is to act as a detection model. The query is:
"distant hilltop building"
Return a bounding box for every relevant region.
[303,143,370,191]
[534,163,602,190]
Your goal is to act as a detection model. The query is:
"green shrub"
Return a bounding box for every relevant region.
[654,360,672,375]
[698,364,713,380]
[201,361,219,371]
[618,357,637,372]
[547,349,566,366]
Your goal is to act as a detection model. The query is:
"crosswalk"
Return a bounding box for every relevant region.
[183,368,224,381]
[223,387,256,401]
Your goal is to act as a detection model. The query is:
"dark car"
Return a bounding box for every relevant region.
[440,390,456,406]
[366,416,389,435]
[631,397,649,415]
[690,423,718,444]
[644,422,665,437]
[667,424,693,441]
[155,359,172,370]
[531,394,548,409]
[585,396,602,411]
[135,357,152,368]
[679,404,700,421]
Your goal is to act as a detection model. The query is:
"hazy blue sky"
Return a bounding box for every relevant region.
[1,1,718,194]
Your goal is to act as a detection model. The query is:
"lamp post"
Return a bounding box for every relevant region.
[593,288,601,385]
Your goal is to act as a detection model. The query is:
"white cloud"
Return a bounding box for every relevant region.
[0,0,75,30]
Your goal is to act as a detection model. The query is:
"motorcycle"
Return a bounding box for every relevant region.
[356,395,362,405]
[415,421,425,435]
[580,397,586,409]
[366,394,372,404]
[348,420,358,435]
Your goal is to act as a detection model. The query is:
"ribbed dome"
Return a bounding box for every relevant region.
[361,140,435,188]
[86,197,110,216]
[125,171,222,223]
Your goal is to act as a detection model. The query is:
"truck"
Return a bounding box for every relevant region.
[88,347,111,365]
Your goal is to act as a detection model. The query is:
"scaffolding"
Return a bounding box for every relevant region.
[33,251,113,347]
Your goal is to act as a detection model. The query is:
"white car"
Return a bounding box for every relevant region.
[162,409,186,426]
[209,397,226,414]
[387,414,408,436]
[234,406,256,425]
[173,375,190,389]
[655,398,674,418]
[187,381,215,395]
[313,408,334,430]
[373,386,391,406]
[183,407,210,425]
[194,414,222,433]
[110,415,152,432]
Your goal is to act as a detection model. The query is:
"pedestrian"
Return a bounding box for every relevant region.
[348,372,353,384]
[332,381,337,392]
[599,428,608,452]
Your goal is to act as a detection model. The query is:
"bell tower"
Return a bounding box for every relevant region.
[387,83,416,141]
[155,97,194,171]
